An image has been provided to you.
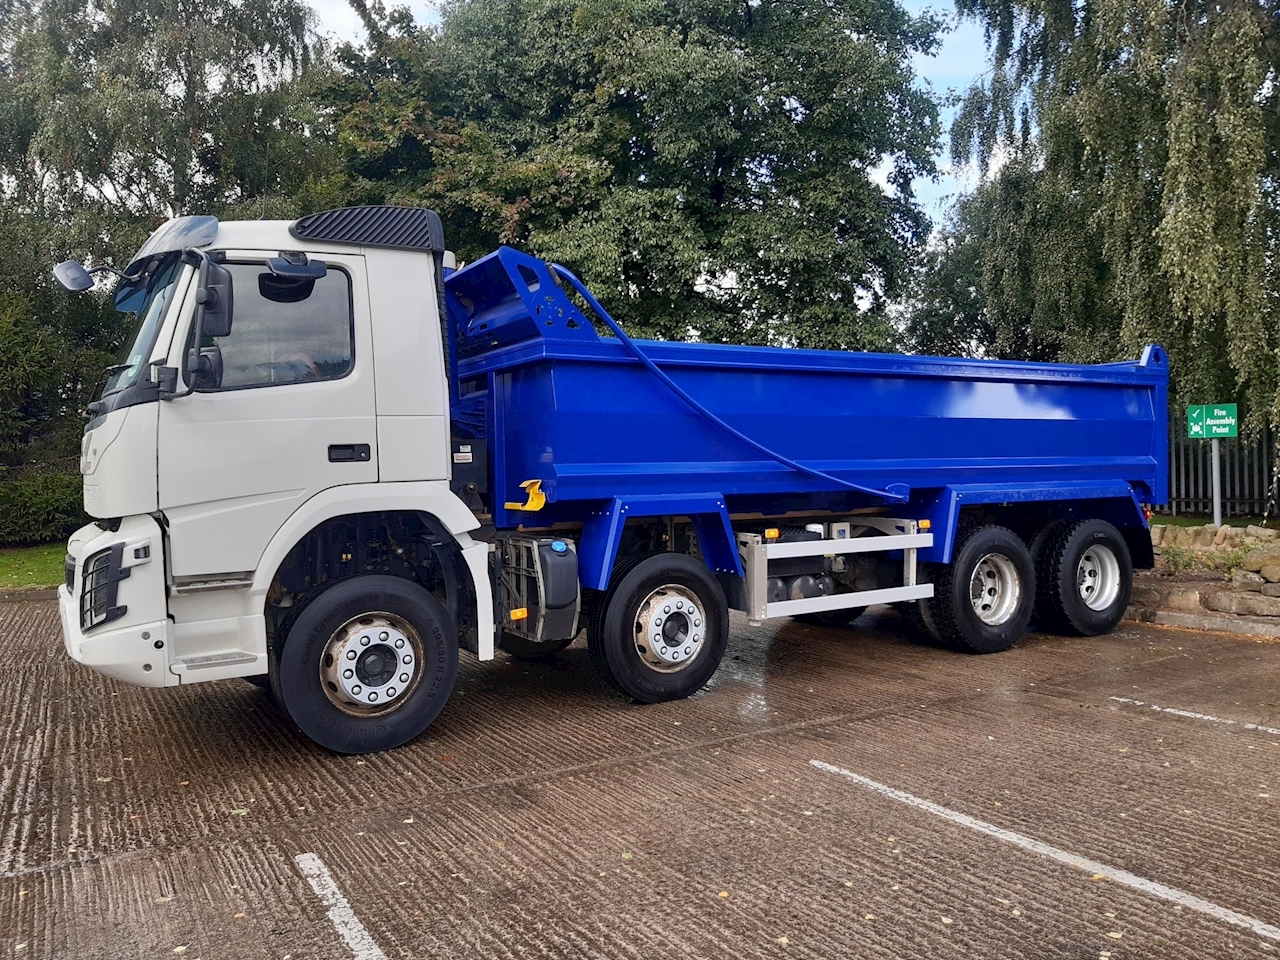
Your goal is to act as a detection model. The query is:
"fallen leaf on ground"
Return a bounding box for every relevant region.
[172,947,187,956]
[941,917,953,925]
[620,852,633,860]
[229,809,248,816]
[1107,932,1123,940]
[234,912,245,919]
[719,891,730,898]
[154,896,171,904]
[403,818,415,824]
[95,776,112,783]
[1092,873,1105,881]
[863,915,875,922]
[776,937,789,945]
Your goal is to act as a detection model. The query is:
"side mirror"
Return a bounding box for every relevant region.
[186,345,224,391]
[53,260,95,293]
[195,259,234,339]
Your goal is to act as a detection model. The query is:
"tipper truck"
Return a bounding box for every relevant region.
[53,205,1169,753]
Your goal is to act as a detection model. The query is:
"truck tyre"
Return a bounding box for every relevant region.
[499,631,576,660]
[592,553,728,703]
[1036,519,1133,636]
[274,575,458,754]
[918,525,1034,654]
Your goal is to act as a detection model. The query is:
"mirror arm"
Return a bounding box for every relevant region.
[87,263,134,282]
[160,248,212,400]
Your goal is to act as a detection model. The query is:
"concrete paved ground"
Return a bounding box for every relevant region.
[2,599,1278,959]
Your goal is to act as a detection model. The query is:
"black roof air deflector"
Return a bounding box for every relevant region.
[290,206,445,253]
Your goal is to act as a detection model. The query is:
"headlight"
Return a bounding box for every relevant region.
[80,545,130,632]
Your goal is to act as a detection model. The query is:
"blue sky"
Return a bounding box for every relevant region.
[899,0,990,218]
[309,0,990,222]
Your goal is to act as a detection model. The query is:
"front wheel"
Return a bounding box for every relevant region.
[274,576,458,753]
[591,553,728,703]
[916,525,1035,654]
[1036,519,1133,636]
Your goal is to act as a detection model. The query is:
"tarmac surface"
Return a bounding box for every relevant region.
[2,599,1279,959]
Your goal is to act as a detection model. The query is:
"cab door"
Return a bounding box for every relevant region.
[158,252,377,578]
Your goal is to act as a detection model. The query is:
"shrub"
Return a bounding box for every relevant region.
[0,464,85,546]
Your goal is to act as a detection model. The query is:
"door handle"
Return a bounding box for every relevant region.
[328,444,371,462]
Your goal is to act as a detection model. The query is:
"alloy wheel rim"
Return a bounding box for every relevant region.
[319,612,424,717]
[633,584,706,673]
[969,552,1021,625]
[1077,544,1121,611]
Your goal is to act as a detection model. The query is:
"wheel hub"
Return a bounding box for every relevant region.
[320,614,420,715]
[633,585,705,673]
[1077,544,1121,611]
[969,552,1021,626]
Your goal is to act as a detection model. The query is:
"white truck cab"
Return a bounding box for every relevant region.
[58,208,495,752]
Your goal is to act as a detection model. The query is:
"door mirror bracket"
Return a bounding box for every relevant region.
[163,249,233,399]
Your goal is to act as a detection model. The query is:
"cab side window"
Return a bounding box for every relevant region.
[201,263,354,391]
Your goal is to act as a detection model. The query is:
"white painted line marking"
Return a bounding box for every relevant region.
[810,760,1280,944]
[1109,697,1280,736]
[295,852,390,960]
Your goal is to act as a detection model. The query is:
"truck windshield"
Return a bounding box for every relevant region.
[102,253,185,395]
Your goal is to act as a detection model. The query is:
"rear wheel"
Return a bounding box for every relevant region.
[590,553,728,702]
[274,575,458,753]
[1036,519,1133,636]
[916,525,1034,654]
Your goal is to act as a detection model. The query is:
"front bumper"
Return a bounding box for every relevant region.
[60,516,173,687]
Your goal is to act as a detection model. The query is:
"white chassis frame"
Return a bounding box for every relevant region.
[736,518,934,621]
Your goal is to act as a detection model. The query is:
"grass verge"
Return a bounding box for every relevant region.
[0,542,65,590]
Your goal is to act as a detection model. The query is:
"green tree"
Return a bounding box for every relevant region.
[0,0,339,542]
[328,0,944,348]
[943,0,1279,425]
[1,0,330,218]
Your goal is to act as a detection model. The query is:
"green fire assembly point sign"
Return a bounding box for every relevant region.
[1187,404,1238,439]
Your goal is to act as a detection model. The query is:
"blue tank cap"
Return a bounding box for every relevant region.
[551,540,568,554]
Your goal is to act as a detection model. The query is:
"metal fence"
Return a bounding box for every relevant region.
[1155,428,1278,519]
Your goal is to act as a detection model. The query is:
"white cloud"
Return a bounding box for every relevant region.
[308,0,443,45]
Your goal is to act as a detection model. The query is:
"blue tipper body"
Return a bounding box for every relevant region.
[444,246,1169,591]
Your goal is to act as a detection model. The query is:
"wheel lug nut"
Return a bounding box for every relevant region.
[694,619,701,627]
[675,601,683,609]
[399,673,409,683]
[368,692,378,702]
[654,617,662,626]
[663,605,671,614]
[379,631,389,641]
[684,646,691,655]
[395,638,404,648]
[402,655,412,664]
[346,650,357,660]
[352,685,362,694]
[387,687,396,697]
[343,669,354,679]
[360,636,370,646]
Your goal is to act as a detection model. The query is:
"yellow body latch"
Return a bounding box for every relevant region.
[504,479,546,512]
